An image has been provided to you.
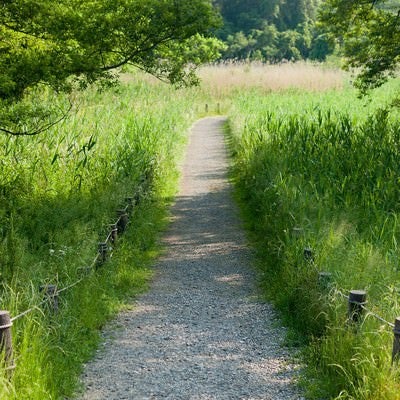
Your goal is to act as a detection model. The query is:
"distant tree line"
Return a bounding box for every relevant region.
[213,0,400,69]
[213,0,334,62]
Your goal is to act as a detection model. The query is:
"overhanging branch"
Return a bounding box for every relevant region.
[0,100,73,136]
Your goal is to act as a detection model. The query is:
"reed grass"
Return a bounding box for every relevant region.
[198,61,345,98]
[0,75,200,399]
[2,61,399,399]
[227,78,400,399]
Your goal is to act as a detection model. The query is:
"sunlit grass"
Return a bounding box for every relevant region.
[227,78,400,399]
[198,61,346,98]
[0,76,200,399]
[2,61,400,399]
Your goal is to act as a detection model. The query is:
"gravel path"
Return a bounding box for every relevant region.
[79,117,302,400]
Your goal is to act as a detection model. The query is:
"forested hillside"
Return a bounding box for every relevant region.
[213,0,332,61]
[213,0,400,63]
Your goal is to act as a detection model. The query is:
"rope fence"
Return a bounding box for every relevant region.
[0,173,152,373]
[300,241,400,363]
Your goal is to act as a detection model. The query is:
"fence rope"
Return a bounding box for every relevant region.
[11,303,45,323]
[301,244,396,330]
[7,177,149,324]
[332,284,395,328]
[361,304,395,328]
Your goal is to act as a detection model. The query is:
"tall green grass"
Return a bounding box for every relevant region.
[227,80,400,399]
[0,75,200,399]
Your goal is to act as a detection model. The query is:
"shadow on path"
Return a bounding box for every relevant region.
[80,117,301,400]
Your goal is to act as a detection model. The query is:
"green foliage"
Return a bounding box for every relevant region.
[319,0,400,92]
[309,32,335,61]
[0,75,200,398]
[213,0,281,36]
[227,81,400,399]
[223,25,309,62]
[0,0,221,135]
[214,0,329,62]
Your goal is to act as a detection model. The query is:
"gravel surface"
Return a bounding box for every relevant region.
[79,117,303,400]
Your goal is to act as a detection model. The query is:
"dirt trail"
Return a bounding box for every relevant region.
[79,117,302,400]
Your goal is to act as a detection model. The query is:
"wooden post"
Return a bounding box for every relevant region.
[348,290,367,323]
[292,227,303,238]
[0,311,14,371]
[304,247,314,262]
[205,103,209,113]
[109,223,118,245]
[77,266,92,277]
[116,210,128,234]
[134,191,141,205]
[125,197,135,213]
[97,242,108,265]
[125,196,134,205]
[392,317,400,363]
[318,272,332,290]
[39,284,59,313]
[145,169,153,184]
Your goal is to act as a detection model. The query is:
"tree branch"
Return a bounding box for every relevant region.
[0,101,73,136]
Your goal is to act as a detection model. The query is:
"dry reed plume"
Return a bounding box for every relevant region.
[198,61,345,96]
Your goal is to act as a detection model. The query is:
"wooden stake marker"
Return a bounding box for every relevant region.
[109,224,118,244]
[392,317,400,363]
[125,196,135,207]
[348,290,367,323]
[39,284,59,313]
[0,311,14,371]
[116,210,128,234]
[304,247,314,262]
[292,227,303,238]
[78,266,92,277]
[318,272,332,290]
[98,242,108,265]
[134,191,141,204]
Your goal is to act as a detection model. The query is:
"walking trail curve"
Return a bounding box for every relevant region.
[80,117,302,400]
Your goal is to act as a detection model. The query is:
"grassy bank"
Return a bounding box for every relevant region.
[227,79,400,399]
[0,75,200,399]
[3,60,400,399]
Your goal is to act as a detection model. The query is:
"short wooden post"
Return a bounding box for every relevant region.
[77,266,92,277]
[125,197,135,212]
[116,210,128,234]
[292,227,303,238]
[304,247,314,262]
[348,290,367,323]
[205,103,209,113]
[97,242,108,265]
[392,317,400,363]
[318,272,332,290]
[109,223,118,245]
[0,311,14,371]
[40,284,59,313]
[125,196,134,205]
[134,191,141,205]
[145,169,153,184]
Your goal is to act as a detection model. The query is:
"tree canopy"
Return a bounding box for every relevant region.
[212,0,333,62]
[0,0,222,135]
[319,0,400,92]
